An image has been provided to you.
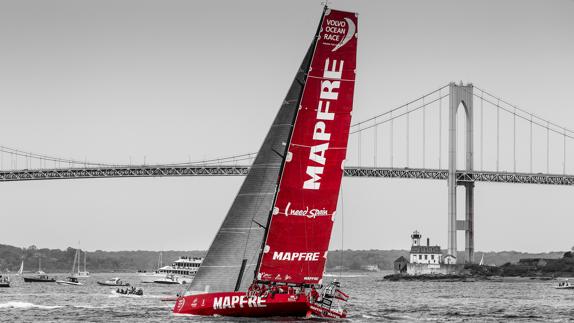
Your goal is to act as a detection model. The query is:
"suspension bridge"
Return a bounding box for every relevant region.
[1,82,573,264]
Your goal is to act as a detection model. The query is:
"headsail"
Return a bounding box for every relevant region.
[188,9,328,293]
[18,260,24,275]
[257,9,358,285]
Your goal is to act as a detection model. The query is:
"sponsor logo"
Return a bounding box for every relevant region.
[304,276,319,281]
[284,202,328,218]
[175,298,186,312]
[323,18,356,52]
[272,251,320,261]
[303,56,344,190]
[212,296,266,310]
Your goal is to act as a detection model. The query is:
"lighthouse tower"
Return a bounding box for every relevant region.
[411,230,422,247]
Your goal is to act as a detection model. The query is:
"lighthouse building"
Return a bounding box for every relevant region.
[409,230,442,265]
[406,230,457,275]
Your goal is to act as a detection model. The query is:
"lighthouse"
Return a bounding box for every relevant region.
[411,230,422,247]
[409,230,442,265]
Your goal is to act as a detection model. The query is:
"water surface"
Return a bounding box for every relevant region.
[1,272,573,322]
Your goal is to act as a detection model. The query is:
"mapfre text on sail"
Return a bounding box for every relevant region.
[303,58,344,190]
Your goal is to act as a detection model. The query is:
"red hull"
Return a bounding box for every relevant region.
[173,291,345,318]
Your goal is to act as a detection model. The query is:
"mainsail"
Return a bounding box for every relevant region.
[257,8,358,285]
[188,9,328,293]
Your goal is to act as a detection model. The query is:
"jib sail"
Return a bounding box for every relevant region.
[256,9,358,285]
[188,9,328,293]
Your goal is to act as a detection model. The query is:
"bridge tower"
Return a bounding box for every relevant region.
[448,82,474,264]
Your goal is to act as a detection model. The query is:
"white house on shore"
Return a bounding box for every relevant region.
[409,230,442,265]
[406,230,458,275]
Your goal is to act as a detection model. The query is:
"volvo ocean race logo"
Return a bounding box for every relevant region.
[324,17,356,52]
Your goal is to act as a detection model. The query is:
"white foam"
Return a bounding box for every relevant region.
[0,301,62,310]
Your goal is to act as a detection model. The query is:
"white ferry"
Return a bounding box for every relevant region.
[139,256,202,284]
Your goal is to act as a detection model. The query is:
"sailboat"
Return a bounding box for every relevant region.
[173,6,357,318]
[56,249,83,285]
[77,251,90,277]
[17,260,24,276]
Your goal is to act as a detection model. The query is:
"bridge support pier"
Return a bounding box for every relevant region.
[448,82,475,264]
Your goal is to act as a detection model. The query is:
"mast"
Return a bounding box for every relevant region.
[253,5,328,281]
[72,249,78,274]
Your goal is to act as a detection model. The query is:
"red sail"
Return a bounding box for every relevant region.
[257,9,357,285]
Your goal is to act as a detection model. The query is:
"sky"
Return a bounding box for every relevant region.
[0,0,573,253]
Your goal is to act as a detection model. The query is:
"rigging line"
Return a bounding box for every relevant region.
[349,94,449,134]
[474,85,574,134]
[339,181,345,279]
[351,83,450,128]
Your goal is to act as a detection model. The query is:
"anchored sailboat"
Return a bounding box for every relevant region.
[56,249,84,285]
[78,251,90,277]
[173,6,357,318]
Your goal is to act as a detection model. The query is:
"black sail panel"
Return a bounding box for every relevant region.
[188,29,321,293]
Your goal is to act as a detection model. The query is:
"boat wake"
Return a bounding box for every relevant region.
[0,301,62,310]
[324,273,365,278]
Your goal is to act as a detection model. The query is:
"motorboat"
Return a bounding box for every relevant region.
[23,258,56,282]
[23,271,56,283]
[555,280,574,289]
[153,274,182,285]
[56,276,83,286]
[0,275,10,288]
[112,287,144,297]
[97,277,130,287]
[140,255,202,284]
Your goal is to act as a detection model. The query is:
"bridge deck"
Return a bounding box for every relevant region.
[1,166,573,185]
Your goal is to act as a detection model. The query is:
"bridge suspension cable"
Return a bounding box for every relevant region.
[1,82,572,178]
